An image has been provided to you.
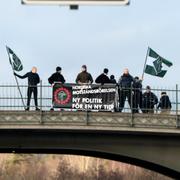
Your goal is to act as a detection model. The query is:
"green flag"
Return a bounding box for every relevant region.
[6,46,23,72]
[144,48,173,77]
[6,46,26,109]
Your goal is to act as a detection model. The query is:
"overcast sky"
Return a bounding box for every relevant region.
[0,0,180,88]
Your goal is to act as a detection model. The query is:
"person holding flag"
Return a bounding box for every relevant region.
[14,67,40,111]
[133,76,143,113]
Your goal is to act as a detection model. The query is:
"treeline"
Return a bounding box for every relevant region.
[0,154,171,180]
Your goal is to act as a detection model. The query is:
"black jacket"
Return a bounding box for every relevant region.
[48,72,65,84]
[110,79,117,84]
[158,95,172,109]
[133,79,142,92]
[76,71,93,84]
[15,72,40,86]
[95,73,111,84]
[118,74,134,89]
[142,92,158,109]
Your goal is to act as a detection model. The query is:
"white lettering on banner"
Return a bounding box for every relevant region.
[84,104,93,109]
[72,98,80,103]
[94,105,103,109]
[103,104,114,110]
[72,103,114,110]
[53,83,116,111]
[82,98,102,104]
[72,85,91,90]
[72,104,83,109]
[72,88,116,95]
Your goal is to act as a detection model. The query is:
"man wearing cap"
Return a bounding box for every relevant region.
[95,68,111,85]
[142,86,158,113]
[76,65,93,84]
[48,66,66,85]
[14,67,40,111]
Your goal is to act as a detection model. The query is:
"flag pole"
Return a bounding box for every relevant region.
[6,46,26,110]
[141,47,150,81]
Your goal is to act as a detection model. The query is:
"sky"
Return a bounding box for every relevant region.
[0,0,180,88]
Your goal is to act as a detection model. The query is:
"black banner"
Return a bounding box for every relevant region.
[53,83,117,111]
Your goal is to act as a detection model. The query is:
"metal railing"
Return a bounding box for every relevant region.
[121,86,179,115]
[0,83,179,115]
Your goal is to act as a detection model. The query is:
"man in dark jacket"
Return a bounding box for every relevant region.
[157,92,172,114]
[110,75,117,84]
[76,65,93,84]
[142,86,158,113]
[48,66,65,85]
[14,67,40,111]
[48,67,66,111]
[95,68,111,85]
[133,76,143,113]
[118,68,134,112]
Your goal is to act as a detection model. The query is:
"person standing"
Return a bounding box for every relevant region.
[110,75,117,84]
[48,66,66,85]
[95,68,111,85]
[118,68,134,112]
[14,67,40,111]
[157,92,172,114]
[76,65,93,84]
[142,86,158,113]
[133,76,143,113]
[48,67,66,111]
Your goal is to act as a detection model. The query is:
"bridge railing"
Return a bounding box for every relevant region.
[0,83,179,115]
[122,86,179,115]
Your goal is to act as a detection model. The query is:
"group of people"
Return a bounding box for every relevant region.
[14,65,172,114]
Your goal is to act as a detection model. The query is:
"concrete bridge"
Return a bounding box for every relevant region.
[0,111,180,178]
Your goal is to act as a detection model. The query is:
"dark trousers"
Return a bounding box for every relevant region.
[119,89,132,112]
[133,91,142,113]
[27,87,38,108]
[142,103,154,114]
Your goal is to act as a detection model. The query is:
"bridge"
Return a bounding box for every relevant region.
[0,111,180,178]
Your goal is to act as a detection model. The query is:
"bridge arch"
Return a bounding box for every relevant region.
[0,127,179,179]
[6,148,179,179]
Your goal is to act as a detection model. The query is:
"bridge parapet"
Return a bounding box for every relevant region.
[0,111,180,178]
[0,111,179,133]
